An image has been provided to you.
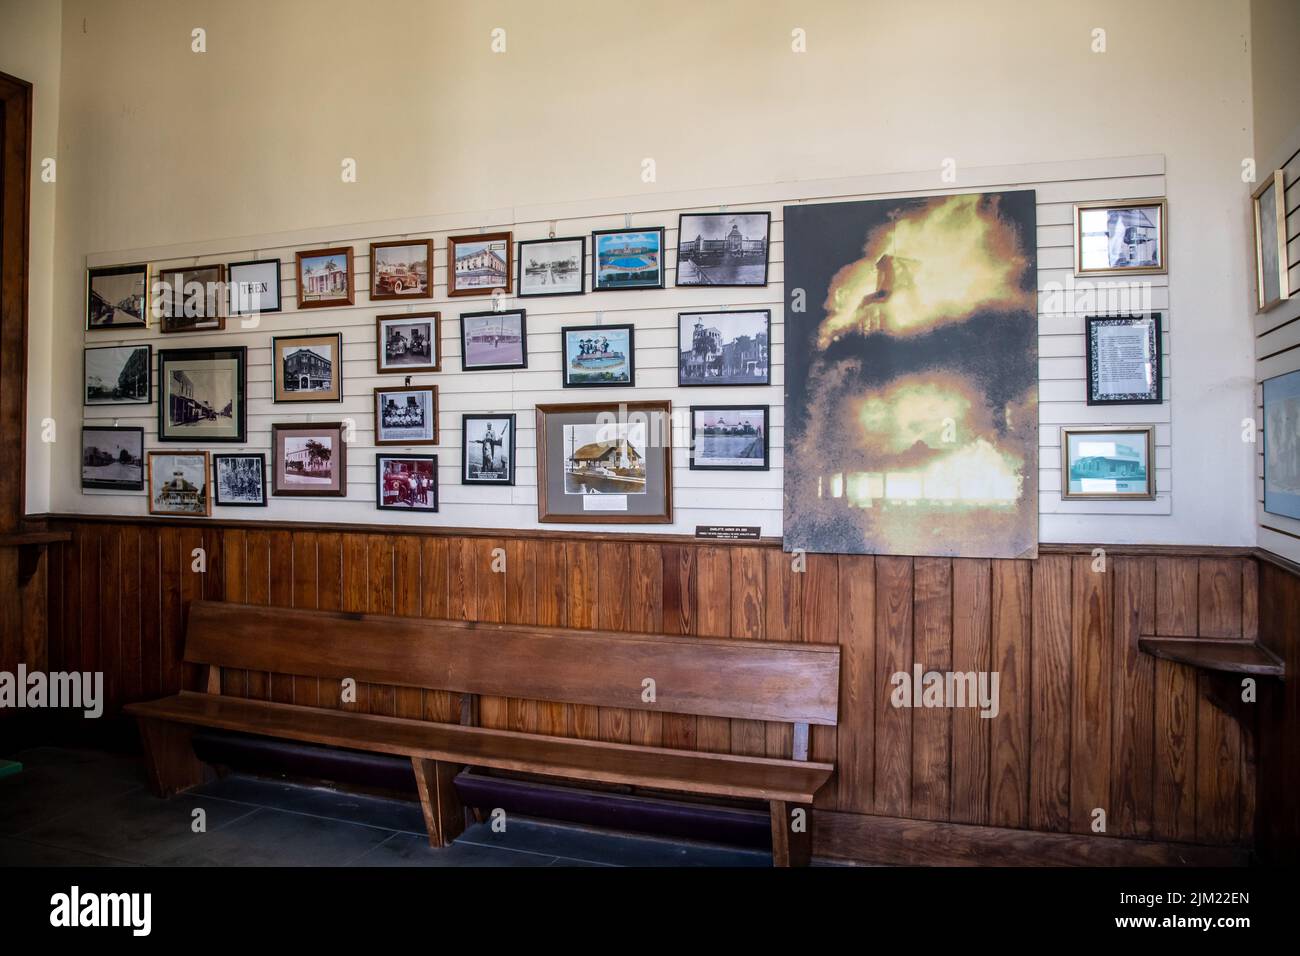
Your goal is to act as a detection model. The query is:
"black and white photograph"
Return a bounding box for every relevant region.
[156,264,225,333]
[518,237,584,296]
[157,347,247,443]
[148,451,211,516]
[81,426,144,491]
[273,333,342,403]
[370,239,433,300]
[272,423,347,497]
[374,385,437,445]
[227,258,282,316]
[460,309,527,371]
[1074,198,1167,276]
[84,344,151,406]
[676,212,770,286]
[678,310,770,385]
[462,413,515,485]
[1085,314,1163,405]
[213,453,267,507]
[86,264,148,330]
[376,312,440,374]
[377,454,438,511]
[690,406,769,470]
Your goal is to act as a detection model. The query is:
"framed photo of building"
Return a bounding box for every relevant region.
[81,426,144,491]
[517,236,584,297]
[678,310,770,386]
[535,400,672,523]
[272,333,343,403]
[689,405,769,471]
[227,258,282,316]
[1073,199,1167,276]
[460,309,527,371]
[376,454,438,512]
[676,212,770,287]
[147,451,210,516]
[156,264,225,333]
[157,346,247,443]
[295,246,354,309]
[1085,314,1162,406]
[370,239,433,300]
[462,413,515,485]
[448,232,512,297]
[272,422,347,497]
[84,344,151,406]
[374,385,437,445]
[1060,425,1155,500]
[376,311,440,374]
[86,264,148,330]
[1263,369,1300,520]
[561,324,634,387]
[592,227,664,291]
[1253,171,1290,312]
[213,453,267,507]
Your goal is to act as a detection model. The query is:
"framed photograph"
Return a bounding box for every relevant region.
[518,236,584,297]
[157,347,247,443]
[376,311,440,374]
[462,413,515,485]
[561,324,634,387]
[1060,425,1155,500]
[147,451,211,516]
[1253,171,1290,312]
[81,426,144,491]
[296,246,354,309]
[676,212,770,286]
[86,264,148,330]
[227,258,282,316]
[1263,369,1300,520]
[84,344,151,406]
[448,232,512,297]
[1085,314,1162,405]
[273,333,343,403]
[370,239,433,300]
[460,309,527,371]
[213,453,267,507]
[678,310,770,386]
[376,454,438,512]
[272,422,347,497]
[1073,198,1167,276]
[536,401,672,523]
[156,264,225,333]
[374,385,438,445]
[690,405,769,471]
[592,227,664,290]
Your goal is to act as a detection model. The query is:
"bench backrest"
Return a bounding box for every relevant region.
[184,600,840,727]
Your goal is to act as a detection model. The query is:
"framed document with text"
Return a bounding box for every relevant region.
[1085,314,1162,406]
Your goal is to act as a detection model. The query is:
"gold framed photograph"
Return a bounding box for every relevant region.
[1073,198,1167,276]
[1253,170,1290,312]
[1060,425,1156,500]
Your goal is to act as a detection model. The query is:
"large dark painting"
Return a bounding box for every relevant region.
[783,191,1039,558]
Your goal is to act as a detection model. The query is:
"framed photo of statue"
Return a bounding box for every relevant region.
[156,346,247,443]
[462,413,515,485]
[273,333,343,403]
[1084,314,1162,405]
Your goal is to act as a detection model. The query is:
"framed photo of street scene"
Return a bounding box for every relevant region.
[1263,369,1300,520]
[1085,314,1162,406]
[81,426,144,491]
[213,453,267,507]
[517,237,584,297]
[374,385,438,446]
[86,264,149,330]
[1060,425,1155,500]
[156,264,225,333]
[369,239,433,301]
[689,405,769,471]
[227,258,282,316]
[676,212,770,287]
[592,227,664,291]
[678,310,770,386]
[147,451,211,517]
[295,246,355,309]
[84,344,151,406]
[273,333,343,403]
[272,422,347,497]
[1073,198,1167,276]
[562,324,634,387]
[376,311,440,374]
[376,454,438,512]
[460,309,527,371]
[157,346,247,443]
[1253,171,1290,312]
[462,413,515,485]
[448,232,512,297]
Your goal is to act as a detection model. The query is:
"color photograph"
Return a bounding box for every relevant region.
[678,310,770,385]
[296,247,354,308]
[213,453,267,507]
[518,237,584,296]
[84,345,151,405]
[377,454,438,511]
[147,451,210,516]
[449,232,512,296]
[462,414,514,484]
[370,240,432,299]
[676,212,770,286]
[562,324,634,387]
[1061,426,1155,499]
[461,310,527,371]
[593,228,664,290]
[374,385,437,445]
[273,333,342,403]
[690,406,769,470]
[273,423,347,496]
[81,426,144,491]
[376,312,440,374]
[86,264,148,329]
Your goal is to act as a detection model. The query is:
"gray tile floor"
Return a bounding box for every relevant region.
[0,747,774,867]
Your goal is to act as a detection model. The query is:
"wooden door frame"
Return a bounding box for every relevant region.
[0,69,33,531]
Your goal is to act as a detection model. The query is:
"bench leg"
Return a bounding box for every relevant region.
[412,758,465,848]
[769,800,813,867]
[137,718,210,797]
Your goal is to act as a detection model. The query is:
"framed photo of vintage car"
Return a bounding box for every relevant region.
[156,346,247,443]
[376,311,440,375]
[370,239,433,300]
[273,333,343,403]
[376,454,438,512]
[374,385,437,446]
[272,422,347,497]
[147,451,211,516]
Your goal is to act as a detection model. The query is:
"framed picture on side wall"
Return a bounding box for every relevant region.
[374,385,438,445]
[1253,171,1290,312]
[592,227,664,290]
[689,405,769,471]
[1084,314,1162,405]
[678,310,770,386]
[460,309,527,371]
[376,454,438,512]
[561,324,634,387]
[1263,369,1300,520]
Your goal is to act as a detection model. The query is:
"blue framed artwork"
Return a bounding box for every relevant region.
[1264,369,1300,520]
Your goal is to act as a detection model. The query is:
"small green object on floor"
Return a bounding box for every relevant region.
[0,760,22,780]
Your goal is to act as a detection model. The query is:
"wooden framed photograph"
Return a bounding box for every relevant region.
[376,454,438,512]
[84,344,151,406]
[273,332,343,403]
[272,422,347,497]
[1263,369,1300,520]
[1060,425,1155,500]
[376,311,440,374]
[157,346,247,443]
[370,239,433,300]
[213,453,267,507]
[86,263,148,330]
[562,324,634,387]
[147,451,211,516]
[535,400,672,523]
[678,310,770,385]
[227,258,281,316]
[156,264,225,333]
[462,413,515,485]
[1073,198,1167,276]
[295,246,354,309]
[374,385,438,445]
[518,236,584,297]
[460,309,527,371]
[676,212,770,287]
[1253,170,1290,312]
[592,227,664,291]
[689,405,769,471]
[448,232,512,297]
[81,426,144,491]
[1085,314,1162,406]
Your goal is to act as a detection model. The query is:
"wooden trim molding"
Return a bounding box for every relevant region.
[0,70,33,530]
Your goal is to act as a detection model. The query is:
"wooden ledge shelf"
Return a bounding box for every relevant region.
[1139,636,1285,678]
[0,531,72,547]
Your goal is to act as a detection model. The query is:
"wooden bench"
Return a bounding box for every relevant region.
[124,600,840,866]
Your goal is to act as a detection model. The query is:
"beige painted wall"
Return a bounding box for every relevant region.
[1250,0,1300,167]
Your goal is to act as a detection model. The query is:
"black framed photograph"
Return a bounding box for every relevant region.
[462,413,515,485]
[81,426,144,491]
[1060,425,1156,500]
[227,258,282,316]
[157,346,247,443]
[296,246,354,308]
[678,310,770,386]
[448,232,512,297]
[376,311,440,374]
[377,454,438,512]
[460,309,527,371]
[1073,198,1167,276]
[1253,170,1290,312]
[156,264,225,333]
[592,227,664,291]
[86,264,148,330]
[370,239,433,300]
[562,324,634,387]
[147,451,211,516]
[272,422,347,497]
[84,344,151,406]
[213,453,267,507]
[518,237,584,297]
[273,333,343,403]
[676,212,770,286]
[374,385,438,445]
[1085,314,1162,406]
[689,405,769,471]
